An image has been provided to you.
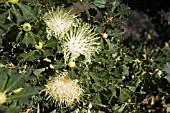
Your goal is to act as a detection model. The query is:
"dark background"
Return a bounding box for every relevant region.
[122,0,170,47]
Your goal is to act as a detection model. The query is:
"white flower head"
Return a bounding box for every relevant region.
[44,71,84,107]
[43,7,75,39]
[61,22,100,64]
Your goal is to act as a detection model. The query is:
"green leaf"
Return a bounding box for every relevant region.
[43,50,53,57]
[44,39,58,48]
[0,12,8,26]
[0,28,5,38]
[16,3,37,20]
[22,32,36,46]
[5,71,25,93]
[117,104,126,112]
[69,69,78,79]
[163,62,170,74]
[122,65,129,76]
[53,60,66,70]
[163,62,170,83]
[20,50,35,61]
[0,69,8,92]
[7,85,42,104]
[16,31,23,42]
[90,72,100,82]
[93,0,106,8]
[22,33,30,46]
[108,85,117,97]
[12,5,25,24]
[112,104,126,113]
[127,86,136,92]
[118,88,131,102]
[33,68,45,76]
[164,75,170,83]
[28,31,37,45]
[108,28,124,38]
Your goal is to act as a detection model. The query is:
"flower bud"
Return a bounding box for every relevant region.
[102,32,108,39]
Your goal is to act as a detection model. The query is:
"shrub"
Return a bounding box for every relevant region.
[0,0,170,113]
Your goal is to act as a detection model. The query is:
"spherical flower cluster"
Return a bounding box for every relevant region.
[43,7,75,39]
[44,71,84,107]
[61,23,100,64]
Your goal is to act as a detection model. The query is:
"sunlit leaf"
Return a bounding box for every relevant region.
[33,68,45,76]
[93,0,106,8]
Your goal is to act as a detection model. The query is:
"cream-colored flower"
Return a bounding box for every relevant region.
[61,22,100,63]
[43,7,75,39]
[44,71,83,107]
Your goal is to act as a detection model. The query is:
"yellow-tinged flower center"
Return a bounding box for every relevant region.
[45,73,83,106]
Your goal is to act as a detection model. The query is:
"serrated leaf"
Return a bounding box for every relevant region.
[108,85,117,97]
[53,61,66,70]
[22,32,36,46]
[44,39,58,48]
[164,75,170,83]
[127,86,136,92]
[33,68,45,76]
[7,86,42,104]
[69,69,78,79]
[5,71,25,93]
[0,28,5,38]
[108,28,124,38]
[122,65,129,76]
[90,72,100,82]
[16,3,37,20]
[16,31,23,42]
[32,5,39,16]
[163,62,170,83]
[20,50,35,61]
[12,5,25,24]
[117,104,126,112]
[93,0,106,8]
[163,62,170,74]
[22,33,30,46]
[43,50,52,57]
[28,31,37,45]
[118,88,131,102]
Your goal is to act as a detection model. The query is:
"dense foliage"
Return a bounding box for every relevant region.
[0,0,170,113]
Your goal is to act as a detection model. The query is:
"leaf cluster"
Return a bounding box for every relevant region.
[0,0,170,113]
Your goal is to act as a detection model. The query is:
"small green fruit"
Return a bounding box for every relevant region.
[8,0,19,4]
[0,92,6,104]
[22,23,31,32]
